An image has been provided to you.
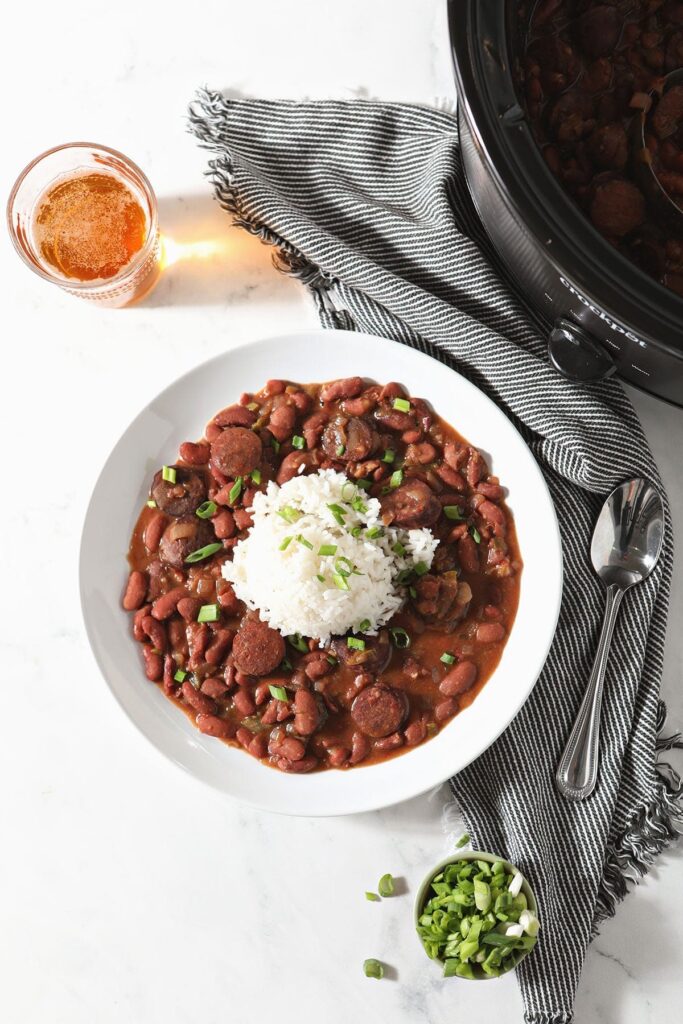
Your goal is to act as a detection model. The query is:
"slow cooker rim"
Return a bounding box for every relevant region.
[448,0,683,361]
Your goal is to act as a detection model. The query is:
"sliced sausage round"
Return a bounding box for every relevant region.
[329,629,392,674]
[351,684,409,738]
[380,479,441,529]
[321,414,374,462]
[158,516,215,569]
[210,427,262,478]
[151,466,207,516]
[232,614,286,676]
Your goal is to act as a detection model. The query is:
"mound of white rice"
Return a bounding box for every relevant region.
[222,469,438,643]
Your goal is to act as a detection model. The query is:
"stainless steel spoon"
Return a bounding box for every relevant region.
[556,478,664,801]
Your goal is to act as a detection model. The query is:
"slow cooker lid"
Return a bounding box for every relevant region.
[449,0,683,359]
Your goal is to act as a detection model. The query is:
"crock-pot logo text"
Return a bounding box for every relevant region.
[559,277,644,347]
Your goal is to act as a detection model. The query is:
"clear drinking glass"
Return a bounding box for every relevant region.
[7,142,160,308]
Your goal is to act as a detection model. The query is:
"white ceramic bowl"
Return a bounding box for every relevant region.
[80,329,562,816]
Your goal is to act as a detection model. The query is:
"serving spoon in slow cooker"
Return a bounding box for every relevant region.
[556,478,664,801]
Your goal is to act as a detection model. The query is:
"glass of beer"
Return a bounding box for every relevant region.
[7,143,160,307]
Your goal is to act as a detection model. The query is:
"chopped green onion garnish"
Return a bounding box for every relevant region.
[358,618,371,632]
[271,438,281,454]
[333,573,350,591]
[395,567,414,585]
[162,465,176,484]
[392,541,406,557]
[444,505,464,520]
[336,444,346,456]
[356,479,373,490]
[365,892,380,902]
[292,435,305,450]
[392,398,411,413]
[318,544,337,556]
[327,655,338,666]
[365,526,383,539]
[280,657,293,671]
[441,652,456,665]
[316,573,326,583]
[363,959,384,980]
[341,481,356,502]
[196,500,217,519]
[327,503,346,526]
[351,496,368,513]
[414,561,429,576]
[350,525,363,538]
[347,637,366,651]
[277,505,303,524]
[269,684,288,702]
[197,603,220,623]
[296,534,313,550]
[229,476,243,503]
[279,536,293,551]
[389,469,404,488]
[251,468,262,484]
[185,542,223,563]
[173,669,187,683]
[146,499,157,508]
[287,633,309,653]
[382,449,395,464]
[456,833,470,849]
[335,556,359,577]
[390,627,411,649]
[409,585,417,599]
[470,525,482,544]
[378,873,395,897]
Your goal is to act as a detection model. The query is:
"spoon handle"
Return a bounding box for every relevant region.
[556,584,625,801]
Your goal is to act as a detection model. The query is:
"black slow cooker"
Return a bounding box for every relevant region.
[448,0,683,406]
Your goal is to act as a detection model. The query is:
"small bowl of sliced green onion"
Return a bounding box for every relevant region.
[415,851,540,980]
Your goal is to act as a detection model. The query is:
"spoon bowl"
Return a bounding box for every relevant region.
[556,477,664,801]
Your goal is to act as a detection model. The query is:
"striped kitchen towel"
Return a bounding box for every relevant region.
[189,92,681,1023]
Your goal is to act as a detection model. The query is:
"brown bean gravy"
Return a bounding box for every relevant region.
[122,377,522,773]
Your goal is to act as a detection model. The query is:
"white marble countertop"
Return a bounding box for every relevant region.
[1,1,681,1021]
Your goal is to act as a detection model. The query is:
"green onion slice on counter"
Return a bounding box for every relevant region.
[455,833,470,849]
[365,892,380,902]
[185,542,223,564]
[378,873,395,897]
[162,465,176,484]
[363,959,384,980]
[269,684,288,702]
[196,500,217,519]
[390,627,411,649]
[197,604,220,623]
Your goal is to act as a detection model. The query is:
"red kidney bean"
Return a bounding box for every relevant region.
[277,736,306,761]
[261,700,279,725]
[186,621,209,668]
[402,429,422,444]
[182,680,217,715]
[436,464,466,490]
[448,523,468,543]
[177,596,202,621]
[254,682,272,705]
[443,441,467,470]
[276,450,319,484]
[342,395,375,415]
[236,726,253,749]
[478,500,506,536]
[476,481,504,501]
[289,389,312,413]
[151,586,187,621]
[198,714,235,739]
[205,422,221,442]
[328,746,350,767]
[201,677,229,699]
[233,689,256,717]
[276,755,318,773]
[484,604,503,621]
[205,629,234,666]
[476,622,506,644]
[162,654,176,694]
[374,731,404,751]
[213,484,236,506]
[234,669,253,687]
[264,379,286,396]
[435,698,457,723]
[375,407,414,431]
[304,658,332,681]
[302,412,327,449]
[379,381,405,400]
[349,731,371,765]
[320,376,364,402]
[405,442,436,465]
[143,511,167,554]
[168,618,187,651]
[404,718,428,746]
[217,586,241,615]
[133,604,152,641]
[248,733,269,758]
[122,570,147,611]
[179,441,210,465]
[212,509,236,539]
[458,534,479,574]
[268,403,297,441]
[233,508,254,531]
[142,646,163,681]
[466,449,486,486]
[141,615,167,652]
[293,689,321,735]
[439,661,478,697]
[213,405,257,428]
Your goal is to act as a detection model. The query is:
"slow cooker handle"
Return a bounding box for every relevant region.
[548,318,617,384]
